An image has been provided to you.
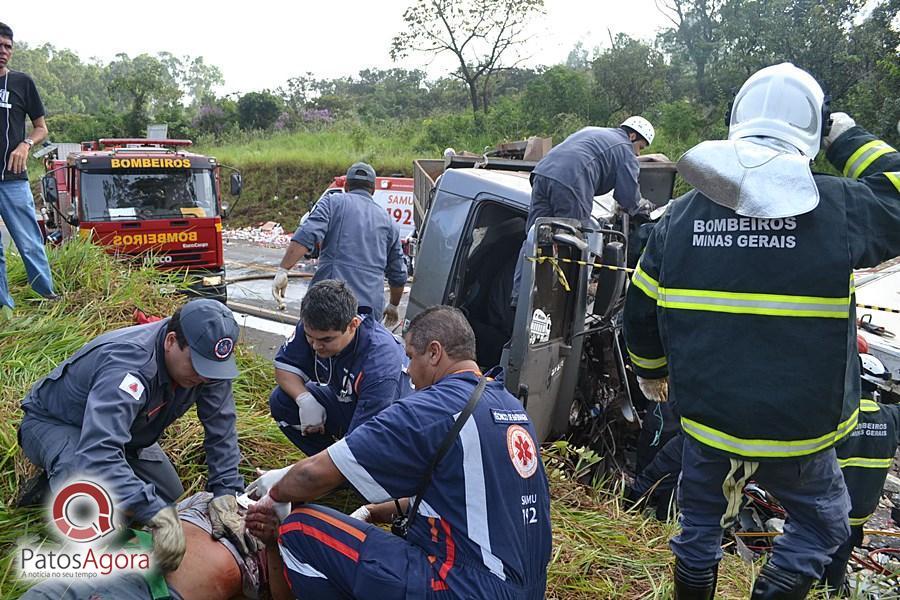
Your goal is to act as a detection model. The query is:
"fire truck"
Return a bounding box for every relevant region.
[39,138,241,301]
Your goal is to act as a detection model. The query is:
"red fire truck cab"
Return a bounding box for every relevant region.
[40,138,241,302]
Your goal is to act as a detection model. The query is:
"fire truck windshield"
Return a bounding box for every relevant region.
[80,169,217,220]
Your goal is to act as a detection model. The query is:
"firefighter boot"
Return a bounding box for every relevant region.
[751,563,814,599]
[674,558,717,599]
[15,470,49,508]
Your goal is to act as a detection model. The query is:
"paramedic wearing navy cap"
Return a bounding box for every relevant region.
[18,299,247,572]
[269,279,412,457]
[246,305,552,599]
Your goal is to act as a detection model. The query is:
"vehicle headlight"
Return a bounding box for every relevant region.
[202,275,224,286]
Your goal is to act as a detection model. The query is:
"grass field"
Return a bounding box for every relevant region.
[0,240,882,599]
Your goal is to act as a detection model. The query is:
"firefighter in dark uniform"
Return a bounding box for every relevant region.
[623,62,900,599]
[823,353,900,593]
[18,299,248,572]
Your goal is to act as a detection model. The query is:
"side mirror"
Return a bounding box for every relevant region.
[230,172,242,196]
[42,175,59,206]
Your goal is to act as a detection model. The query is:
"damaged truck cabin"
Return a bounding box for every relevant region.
[39,139,242,301]
[406,158,677,449]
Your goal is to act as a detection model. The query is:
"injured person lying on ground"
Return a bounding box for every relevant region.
[22,492,276,600]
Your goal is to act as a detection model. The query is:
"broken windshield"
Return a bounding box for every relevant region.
[80,169,217,220]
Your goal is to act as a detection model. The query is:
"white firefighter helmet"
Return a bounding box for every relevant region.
[621,116,655,146]
[860,353,889,388]
[728,63,828,159]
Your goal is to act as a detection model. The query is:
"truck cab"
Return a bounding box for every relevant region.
[40,139,241,301]
[406,160,676,445]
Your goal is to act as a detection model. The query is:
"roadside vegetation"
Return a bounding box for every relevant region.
[0,239,800,600]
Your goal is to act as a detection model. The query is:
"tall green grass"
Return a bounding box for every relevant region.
[0,240,885,598]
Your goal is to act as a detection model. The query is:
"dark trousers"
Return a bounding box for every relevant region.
[269,385,355,457]
[18,413,184,504]
[672,435,851,578]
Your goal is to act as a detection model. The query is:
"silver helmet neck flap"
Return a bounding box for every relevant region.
[677,63,827,218]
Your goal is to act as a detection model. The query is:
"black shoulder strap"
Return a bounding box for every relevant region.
[405,375,487,529]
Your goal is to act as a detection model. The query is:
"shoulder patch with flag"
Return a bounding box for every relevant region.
[118,373,145,400]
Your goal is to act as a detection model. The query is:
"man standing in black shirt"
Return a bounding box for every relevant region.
[0,21,57,319]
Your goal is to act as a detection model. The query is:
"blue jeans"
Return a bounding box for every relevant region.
[672,435,850,579]
[0,180,55,307]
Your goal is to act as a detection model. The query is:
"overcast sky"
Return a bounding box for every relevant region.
[2,0,671,95]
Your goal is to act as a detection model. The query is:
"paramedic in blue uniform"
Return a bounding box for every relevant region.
[272,161,408,327]
[624,63,900,599]
[18,299,247,572]
[511,116,655,305]
[268,279,411,457]
[246,305,552,599]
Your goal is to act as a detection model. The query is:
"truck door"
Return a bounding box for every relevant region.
[502,217,590,442]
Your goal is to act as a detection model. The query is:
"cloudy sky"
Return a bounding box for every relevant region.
[3,0,671,94]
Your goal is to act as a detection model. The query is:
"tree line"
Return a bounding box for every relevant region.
[12,0,898,156]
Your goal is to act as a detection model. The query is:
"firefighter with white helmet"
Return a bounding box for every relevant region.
[511,115,656,305]
[624,62,900,598]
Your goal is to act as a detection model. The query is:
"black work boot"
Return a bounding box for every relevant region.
[674,558,718,599]
[15,470,50,508]
[751,563,815,599]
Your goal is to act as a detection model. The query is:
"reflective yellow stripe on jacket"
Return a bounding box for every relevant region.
[838,456,893,469]
[627,349,667,370]
[632,264,852,319]
[860,398,880,413]
[843,140,897,179]
[681,410,859,458]
[885,172,900,193]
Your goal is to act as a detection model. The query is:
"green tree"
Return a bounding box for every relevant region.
[237,91,283,131]
[590,34,671,123]
[522,65,591,133]
[107,53,182,136]
[390,0,544,119]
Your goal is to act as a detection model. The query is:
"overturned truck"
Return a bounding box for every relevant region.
[405,155,677,470]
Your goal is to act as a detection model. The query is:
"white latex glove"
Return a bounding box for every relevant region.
[824,112,855,149]
[246,465,293,500]
[147,505,186,572]
[382,303,400,328]
[637,376,669,403]
[272,268,289,310]
[349,505,372,523]
[209,494,251,556]
[296,391,326,435]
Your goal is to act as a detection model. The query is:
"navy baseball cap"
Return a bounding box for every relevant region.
[346,162,376,185]
[179,299,240,380]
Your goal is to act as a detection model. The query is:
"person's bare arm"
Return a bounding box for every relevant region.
[365,498,409,524]
[279,241,309,270]
[268,451,345,503]
[265,546,294,600]
[274,368,310,401]
[7,116,48,173]
[388,285,403,307]
[29,115,48,145]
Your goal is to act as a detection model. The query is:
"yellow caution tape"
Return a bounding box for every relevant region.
[857,303,900,315]
[526,255,635,274]
[530,255,571,291]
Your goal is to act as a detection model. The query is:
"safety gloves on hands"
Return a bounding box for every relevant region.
[824,112,856,149]
[296,391,326,435]
[637,376,669,403]
[209,494,252,557]
[272,268,289,310]
[382,303,400,328]
[349,505,372,523]
[147,505,186,572]
[246,465,293,500]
